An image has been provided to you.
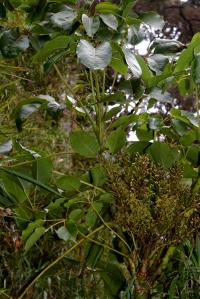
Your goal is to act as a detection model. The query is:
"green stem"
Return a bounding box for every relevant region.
[1,71,33,82]
[90,70,96,102]
[94,71,104,148]
[0,292,13,299]
[196,85,200,135]
[0,167,60,196]
[90,71,99,126]
[0,79,19,91]
[54,64,73,95]
[2,152,74,168]
[90,201,132,252]
[78,100,97,134]
[78,230,128,258]
[102,70,106,97]
[17,225,104,299]
[45,220,65,233]
[80,179,106,193]
[54,64,97,134]
[110,72,118,92]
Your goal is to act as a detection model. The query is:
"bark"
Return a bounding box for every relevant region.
[135,0,200,43]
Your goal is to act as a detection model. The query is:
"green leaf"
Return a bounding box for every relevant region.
[181,111,198,127]
[147,54,169,74]
[90,164,107,186]
[14,101,41,129]
[50,6,77,30]
[192,32,200,43]
[76,39,112,70]
[64,197,80,208]
[150,88,173,103]
[67,222,77,239]
[192,52,200,84]
[82,14,100,37]
[33,157,53,184]
[96,24,113,42]
[107,128,126,154]
[182,160,198,179]
[70,131,100,158]
[123,1,137,17]
[22,219,44,241]
[24,0,46,22]
[47,197,66,210]
[175,47,194,73]
[186,145,199,167]
[85,202,103,228]
[111,114,137,129]
[148,116,162,130]
[14,206,33,224]
[119,78,144,99]
[148,73,171,89]
[147,142,179,169]
[168,276,179,299]
[56,225,76,241]
[100,262,124,296]
[172,119,188,136]
[127,141,150,156]
[180,130,197,146]
[0,167,60,196]
[125,16,141,25]
[2,173,27,203]
[136,124,154,141]
[178,77,195,96]
[12,96,63,131]
[135,54,152,83]
[141,12,165,31]
[24,226,45,252]
[104,106,122,120]
[95,2,121,14]
[102,91,126,104]
[43,50,70,72]
[39,95,63,119]
[68,209,83,223]
[110,42,128,75]
[0,29,29,58]
[150,39,183,55]
[56,175,81,192]
[33,35,70,62]
[99,192,114,204]
[123,47,142,78]
[0,189,14,207]
[174,33,200,73]
[100,14,118,31]
[171,108,198,127]
[128,25,146,45]
[160,246,176,270]
[12,165,33,194]
[193,178,200,193]
[86,244,103,268]
[0,140,12,155]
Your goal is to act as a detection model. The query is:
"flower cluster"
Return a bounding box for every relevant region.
[105,154,200,245]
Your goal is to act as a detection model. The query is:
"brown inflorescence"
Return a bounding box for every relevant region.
[104,154,200,246]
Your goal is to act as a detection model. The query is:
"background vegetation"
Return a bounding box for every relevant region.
[0,0,199,298]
